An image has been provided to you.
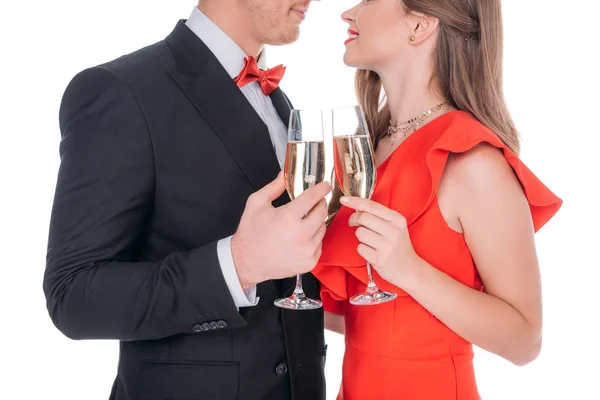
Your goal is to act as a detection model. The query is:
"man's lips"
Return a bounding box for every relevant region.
[291,8,307,20]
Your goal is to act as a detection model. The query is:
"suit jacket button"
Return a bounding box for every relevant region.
[200,322,210,331]
[275,363,288,377]
[192,324,203,333]
[217,320,228,328]
[209,321,218,330]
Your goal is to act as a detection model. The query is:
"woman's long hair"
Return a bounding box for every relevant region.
[328,0,518,222]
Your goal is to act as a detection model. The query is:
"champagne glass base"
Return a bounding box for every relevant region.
[350,290,397,306]
[274,295,323,310]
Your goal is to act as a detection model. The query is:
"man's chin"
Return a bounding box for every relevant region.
[265,29,300,46]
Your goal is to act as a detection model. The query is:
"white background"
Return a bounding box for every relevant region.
[1,1,599,399]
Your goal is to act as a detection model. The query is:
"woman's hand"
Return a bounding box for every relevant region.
[341,196,421,289]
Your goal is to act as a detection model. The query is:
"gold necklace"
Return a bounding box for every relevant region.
[386,100,450,147]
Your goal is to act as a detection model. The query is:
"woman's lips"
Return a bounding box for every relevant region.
[345,29,359,45]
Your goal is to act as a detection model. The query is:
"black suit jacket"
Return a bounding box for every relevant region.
[44,21,326,400]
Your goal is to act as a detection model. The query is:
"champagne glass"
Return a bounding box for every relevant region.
[331,105,398,306]
[274,109,325,310]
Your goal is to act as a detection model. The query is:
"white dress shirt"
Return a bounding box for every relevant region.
[185,7,288,309]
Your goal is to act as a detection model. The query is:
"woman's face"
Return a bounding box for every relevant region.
[341,0,414,72]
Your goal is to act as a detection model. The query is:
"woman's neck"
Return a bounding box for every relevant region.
[379,64,447,124]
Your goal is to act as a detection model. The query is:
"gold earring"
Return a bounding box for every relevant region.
[409,36,415,42]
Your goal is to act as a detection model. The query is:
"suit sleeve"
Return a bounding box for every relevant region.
[44,66,248,341]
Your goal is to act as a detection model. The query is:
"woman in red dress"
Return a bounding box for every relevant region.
[312,0,563,399]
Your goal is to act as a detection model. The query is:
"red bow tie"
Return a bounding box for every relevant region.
[233,56,286,96]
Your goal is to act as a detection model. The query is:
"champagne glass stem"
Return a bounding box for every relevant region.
[365,262,380,293]
[294,274,305,296]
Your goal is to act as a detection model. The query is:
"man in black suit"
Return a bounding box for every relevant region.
[43,1,330,399]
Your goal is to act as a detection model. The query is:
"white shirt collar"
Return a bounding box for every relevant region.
[185,7,268,79]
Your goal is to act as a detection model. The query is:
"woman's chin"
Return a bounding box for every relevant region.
[343,52,360,68]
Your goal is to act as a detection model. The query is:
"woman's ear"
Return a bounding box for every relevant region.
[407,12,439,44]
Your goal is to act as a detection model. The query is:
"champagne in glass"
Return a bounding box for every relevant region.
[275,109,325,311]
[333,134,376,199]
[332,105,398,306]
[285,141,326,199]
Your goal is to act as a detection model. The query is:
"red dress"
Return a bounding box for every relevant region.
[313,111,562,399]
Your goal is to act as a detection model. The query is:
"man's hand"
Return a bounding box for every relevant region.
[231,172,331,289]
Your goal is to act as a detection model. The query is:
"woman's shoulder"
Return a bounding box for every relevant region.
[381,110,562,231]
[437,112,562,233]
[432,110,504,152]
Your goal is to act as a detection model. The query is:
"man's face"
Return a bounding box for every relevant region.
[240,0,314,45]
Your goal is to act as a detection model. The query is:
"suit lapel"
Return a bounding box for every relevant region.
[166,21,297,300]
[166,21,281,192]
[269,87,291,130]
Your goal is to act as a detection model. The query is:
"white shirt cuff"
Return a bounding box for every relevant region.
[217,236,259,309]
